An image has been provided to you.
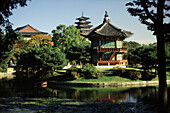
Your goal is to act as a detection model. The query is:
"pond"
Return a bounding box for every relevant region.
[0,81,170,112]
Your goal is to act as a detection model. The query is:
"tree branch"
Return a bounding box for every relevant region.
[141,0,156,23]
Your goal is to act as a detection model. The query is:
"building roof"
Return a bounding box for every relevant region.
[76,25,93,28]
[76,16,90,20]
[15,24,48,35]
[83,11,133,40]
[75,21,91,24]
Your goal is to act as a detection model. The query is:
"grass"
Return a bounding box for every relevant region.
[48,68,170,83]
[70,76,140,83]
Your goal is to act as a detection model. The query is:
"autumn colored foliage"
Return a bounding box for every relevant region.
[29,34,54,47]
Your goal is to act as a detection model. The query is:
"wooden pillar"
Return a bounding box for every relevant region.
[115,40,117,48]
[121,41,123,48]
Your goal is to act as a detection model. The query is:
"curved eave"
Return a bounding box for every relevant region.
[83,21,133,39]
[75,21,91,24]
[16,31,48,35]
[76,16,90,20]
[77,25,93,28]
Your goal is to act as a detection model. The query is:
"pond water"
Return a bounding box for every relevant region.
[0,81,170,106]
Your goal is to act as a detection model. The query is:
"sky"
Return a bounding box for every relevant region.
[9,0,157,44]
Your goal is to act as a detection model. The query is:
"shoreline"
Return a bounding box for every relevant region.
[48,80,170,88]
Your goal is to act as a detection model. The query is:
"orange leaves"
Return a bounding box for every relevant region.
[29,34,54,47]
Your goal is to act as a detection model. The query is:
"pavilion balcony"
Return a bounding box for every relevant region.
[98,46,128,52]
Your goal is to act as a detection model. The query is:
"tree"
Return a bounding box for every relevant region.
[124,41,141,49]
[14,34,54,64]
[165,43,170,71]
[52,25,80,53]
[126,0,169,112]
[0,0,29,27]
[28,34,54,48]
[17,46,67,78]
[67,36,91,65]
[0,28,17,71]
[0,0,30,72]
[52,24,91,65]
[128,43,157,71]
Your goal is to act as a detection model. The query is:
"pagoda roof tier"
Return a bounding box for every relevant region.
[76,25,93,28]
[76,16,90,20]
[83,11,133,40]
[75,21,91,24]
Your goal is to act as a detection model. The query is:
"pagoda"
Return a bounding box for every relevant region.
[15,24,48,40]
[83,11,133,66]
[75,12,93,34]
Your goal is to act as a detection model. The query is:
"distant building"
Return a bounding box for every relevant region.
[15,24,48,40]
[83,11,133,66]
[75,12,93,34]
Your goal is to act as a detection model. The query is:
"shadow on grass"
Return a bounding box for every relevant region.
[48,74,75,81]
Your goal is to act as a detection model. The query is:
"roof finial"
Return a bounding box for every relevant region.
[104,11,110,23]
[105,11,109,17]
[82,11,84,17]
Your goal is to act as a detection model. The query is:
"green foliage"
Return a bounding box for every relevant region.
[124,41,141,49]
[0,0,29,72]
[126,0,169,31]
[81,63,100,79]
[0,0,29,27]
[0,27,17,72]
[17,46,67,78]
[128,43,157,71]
[127,70,142,80]
[52,25,80,53]
[165,43,170,71]
[67,37,91,64]
[52,25,91,64]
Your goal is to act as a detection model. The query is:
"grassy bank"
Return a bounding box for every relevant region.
[47,68,170,83]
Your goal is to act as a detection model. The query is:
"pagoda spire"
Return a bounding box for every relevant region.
[82,11,84,17]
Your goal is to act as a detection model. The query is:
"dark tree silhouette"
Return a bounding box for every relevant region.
[126,0,169,113]
[0,0,30,72]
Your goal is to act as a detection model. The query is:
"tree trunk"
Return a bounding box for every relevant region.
[156,0,168,113]
[157,34,168,113]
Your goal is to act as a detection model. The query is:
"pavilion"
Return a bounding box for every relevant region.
[83,11,133,66]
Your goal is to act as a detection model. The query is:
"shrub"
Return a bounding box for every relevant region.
[120,70,142,80]
[81,63,100,79]
[66,65,81,80]
[112,67,126,76]
[141,71,156,80]
[128,70,142,80]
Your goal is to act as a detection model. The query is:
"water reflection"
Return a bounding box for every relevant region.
[0,82,169,106]
[47,86,160,105]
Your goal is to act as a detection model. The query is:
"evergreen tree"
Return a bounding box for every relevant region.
[0,0,30,72]
[52,25,91,64]
[17,46,67,77]
[126,1,169,112]
[52,25,80,53]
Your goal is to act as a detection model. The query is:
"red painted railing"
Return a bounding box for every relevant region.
[99,46,127,52]
[97,60,128,64]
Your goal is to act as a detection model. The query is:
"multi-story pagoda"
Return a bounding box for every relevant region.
[15,24,48,40]
[75,12,93,34]
[83,11,133,66]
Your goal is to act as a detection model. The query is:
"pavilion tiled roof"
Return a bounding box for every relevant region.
[15,24,48,35]
[83,11,133,40]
